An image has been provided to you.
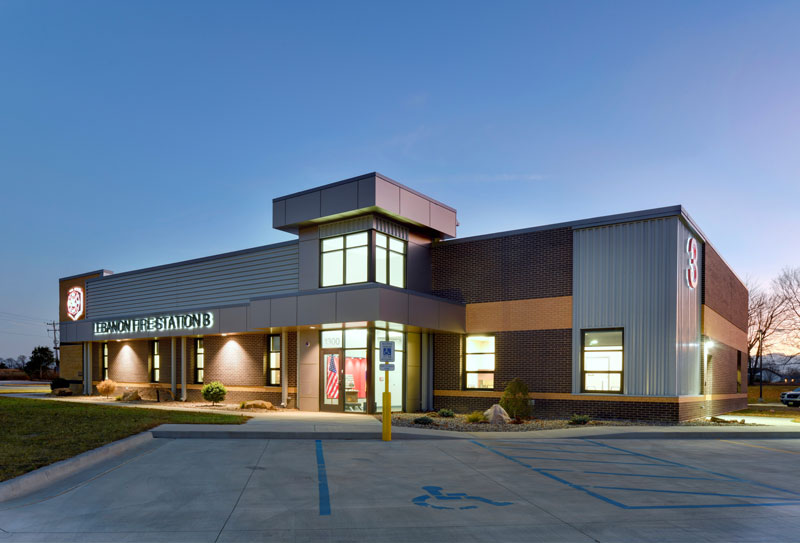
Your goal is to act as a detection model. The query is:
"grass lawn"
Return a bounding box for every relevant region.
[747,385,798,403]
[730,407,800,422]
[0,397,249,482]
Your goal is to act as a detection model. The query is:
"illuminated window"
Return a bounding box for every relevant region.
[151,341,160,383]
[321,232,369,287]
[374,325,404,411]
[465,336,495,390]
[195,339,204,384]
[582,329,623,393]
[375,233,406,288]
[102,343,108,380]
[267,335,281,386]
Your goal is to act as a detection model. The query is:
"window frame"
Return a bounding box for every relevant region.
[266,334,281,386]
[580,328,624,394]
[150,340,160,383]
[195,338,204,384]
[102,343,108,380]
[463,334,496,391]
[375,232,407,288]
[319,231,370,288]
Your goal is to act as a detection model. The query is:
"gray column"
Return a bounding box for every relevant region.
[181,337,187,401]
[82,343,88,395]
[85,342,93,395]
[171,338,176,398]
[281,331,288,407]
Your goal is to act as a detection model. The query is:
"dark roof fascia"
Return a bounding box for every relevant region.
[272,171,457,213]
[84,240,299,284]
[59,269,114,282]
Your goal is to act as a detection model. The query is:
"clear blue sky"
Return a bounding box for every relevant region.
[1,0,798,358]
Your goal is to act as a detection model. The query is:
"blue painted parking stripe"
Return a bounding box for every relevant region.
[583,471,715,481]
[509,455,667,466]
[315,440,331,516]
[593,485,800,501]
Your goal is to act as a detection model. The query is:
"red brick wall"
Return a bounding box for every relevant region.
[287,331,297,387]
[707,342,744,395]
[703,244,748,332]
[431,227,572,303]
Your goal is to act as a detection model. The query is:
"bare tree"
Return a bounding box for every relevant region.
[747,280,791,383]
[775,267,800,361]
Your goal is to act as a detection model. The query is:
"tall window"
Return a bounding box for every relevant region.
[267,335,281,386]
[102,343,108,380]
[195,338,204,384]
[375,233,406,288]
[321,232,368,287]
[465,336,495,389]
[582,329,623,393]
[151,341,160,382]
[374,325,404,411]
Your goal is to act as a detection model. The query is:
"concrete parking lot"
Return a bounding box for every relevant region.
[1,433,800,542]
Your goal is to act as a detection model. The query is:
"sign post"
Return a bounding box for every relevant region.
[379,341,395,441]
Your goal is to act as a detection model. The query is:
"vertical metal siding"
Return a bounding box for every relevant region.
[572,218,678,396]
[676,221,702,395]
[86,243,299,318]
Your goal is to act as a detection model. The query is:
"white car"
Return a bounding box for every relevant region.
[780,387,800,407]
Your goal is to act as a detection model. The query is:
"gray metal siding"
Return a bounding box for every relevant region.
[86,243,299,319]
[572,218,679,396]
[676,221,702,395]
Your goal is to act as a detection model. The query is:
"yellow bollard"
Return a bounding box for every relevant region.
[382,370,391,441]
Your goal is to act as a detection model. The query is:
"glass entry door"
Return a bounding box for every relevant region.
[321,349,343,412]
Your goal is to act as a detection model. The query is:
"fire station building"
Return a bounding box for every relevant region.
[58,172,748,420]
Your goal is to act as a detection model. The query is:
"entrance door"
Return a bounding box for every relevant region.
[320,349,343,412]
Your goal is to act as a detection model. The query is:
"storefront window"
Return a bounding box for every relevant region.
[321,232,369,287]
[321,328,368,412]
[151,341,160,382]
[267,335,280,386]
[374,325,404,411]
[375,233,406,288]
[465,336,495,389]
[195,338,204,384]
[582,329,623,393]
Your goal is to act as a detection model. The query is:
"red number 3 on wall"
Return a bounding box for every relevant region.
[686,237,698,289]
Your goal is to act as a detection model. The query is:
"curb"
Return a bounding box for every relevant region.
[0,431,154,503]
[150,429,461,440]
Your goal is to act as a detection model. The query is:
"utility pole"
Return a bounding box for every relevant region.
[757,329,764,403]
[46,321,60,370]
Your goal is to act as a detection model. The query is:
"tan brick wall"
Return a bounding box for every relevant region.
[203,334,265,387]
[108,340,149,383]
[59,344,83,381]
[466,296,572,333]
[703,305,747,352]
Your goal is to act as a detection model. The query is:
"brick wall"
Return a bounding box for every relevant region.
[431,227,572,304]
[703,244,748,332]
[203,335,265,386]
[287,331,297,387]
[433,333,462,390]
[107,340,149,383]
[707,342,744,395]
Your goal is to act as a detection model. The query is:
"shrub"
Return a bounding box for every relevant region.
[569,414,591,425]
[466,410,487,423]
[50,377,69,391]
[500,378,531,420]
[96,379,117,398]
[437,408,454,418]
[414,416,434,425]
[201,381,227,405]
[240,401,248,409]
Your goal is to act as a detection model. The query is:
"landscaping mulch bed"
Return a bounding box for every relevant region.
[377,413,755,432]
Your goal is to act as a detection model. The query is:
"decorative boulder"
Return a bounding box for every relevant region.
[484,404,511,424]
[121,389,141,402]
[53,388,73,397]
[157,389,175,402]
[243,400,276,410]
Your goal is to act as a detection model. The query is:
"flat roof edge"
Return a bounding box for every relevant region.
[84,240,299,283]
[272,171,457,213]
[59,269,114,281]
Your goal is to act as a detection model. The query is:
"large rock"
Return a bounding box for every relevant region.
[120,389,141,402]
[157,389,174,402]
[242,400,276,410]
[52,388,72,397]
[484,404,510,424]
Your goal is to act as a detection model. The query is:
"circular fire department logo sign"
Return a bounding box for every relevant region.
[66,286,84,321]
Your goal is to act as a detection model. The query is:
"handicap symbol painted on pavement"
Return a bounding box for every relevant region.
[412,486,513,510]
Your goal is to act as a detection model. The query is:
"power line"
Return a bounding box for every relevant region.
[0,311,49,323]
[0,329,52,338]
[46,321,59,363]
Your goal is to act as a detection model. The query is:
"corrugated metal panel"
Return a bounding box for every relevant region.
[572,218,678,396]
[374,216,409,240]
[676,221,702,395]
[319,216,373,238]
[86,243,299,319]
